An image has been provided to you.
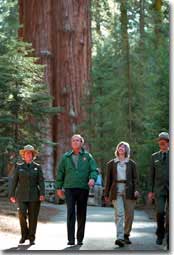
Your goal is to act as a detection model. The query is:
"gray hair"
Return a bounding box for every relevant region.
[115,141,130,158]
[71,134,84,145]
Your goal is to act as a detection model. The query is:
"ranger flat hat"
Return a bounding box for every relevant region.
[19,145,38,158]
[158,132,169,141]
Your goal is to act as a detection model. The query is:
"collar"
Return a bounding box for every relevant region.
[160,149,169,154]
[114,157,129,163]
[66,148,84,157]
[23,160,34,165]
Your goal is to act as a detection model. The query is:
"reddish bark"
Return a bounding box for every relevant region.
[18,0,91,178]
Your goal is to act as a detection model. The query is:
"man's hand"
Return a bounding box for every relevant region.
[148,192,155,203]
[57,189,65,199]
[88,179,95,188]
[134,191,140,198]
[39,195,45,202]
[10,197,16,203]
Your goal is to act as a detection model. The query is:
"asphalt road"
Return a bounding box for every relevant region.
[0,202,167,252]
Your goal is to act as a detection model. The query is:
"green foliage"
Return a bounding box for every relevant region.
[80,0,169,203]
[0,0,61,175]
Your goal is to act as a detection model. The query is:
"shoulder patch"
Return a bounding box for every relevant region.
[33,161,40,166]
[16,162,24,166]
[152,151,160,157]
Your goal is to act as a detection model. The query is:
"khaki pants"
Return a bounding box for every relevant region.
[112,195,136,240]
[94,185,103,206]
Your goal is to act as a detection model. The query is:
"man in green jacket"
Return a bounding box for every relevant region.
[10,145,45,245]
[148,132,169,249]
[56,134,98,246]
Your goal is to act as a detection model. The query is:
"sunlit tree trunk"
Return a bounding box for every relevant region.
[18,0,91,178]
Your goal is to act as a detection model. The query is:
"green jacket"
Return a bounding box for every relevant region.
[10,161,45,202]
[56,148,98,190]
[149,151,169,195]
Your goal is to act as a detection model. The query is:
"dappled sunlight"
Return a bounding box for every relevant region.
[132,222,156,229]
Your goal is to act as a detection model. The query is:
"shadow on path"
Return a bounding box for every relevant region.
[62,244,83,251]
[4,244,32,252]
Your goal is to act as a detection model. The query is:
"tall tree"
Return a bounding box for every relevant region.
[81,0,169,204]
[18,0,91,178]
[120,1,132,142]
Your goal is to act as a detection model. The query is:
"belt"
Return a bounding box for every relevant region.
[116,180,126,183]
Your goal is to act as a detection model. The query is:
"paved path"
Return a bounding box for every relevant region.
[0,202,167,252]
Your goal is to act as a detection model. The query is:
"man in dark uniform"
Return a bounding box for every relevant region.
[10,145,45,245]
[148,132,169,249]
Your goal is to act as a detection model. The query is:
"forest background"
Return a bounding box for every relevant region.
[0,0,169,203]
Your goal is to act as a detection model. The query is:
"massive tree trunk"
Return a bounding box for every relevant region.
[18,0,91,179]
[19,0,54,180]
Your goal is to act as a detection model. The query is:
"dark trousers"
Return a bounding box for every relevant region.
[155,193,169,245]
[65,188,89,242]
[18,201,40,241]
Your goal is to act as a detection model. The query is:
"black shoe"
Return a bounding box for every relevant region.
[77,241,83,245]
[19,237,26,243]
[156,238,163,245]
[30,240,35,245]
[124,235,132,244]
[26,234,29,240]
[115,239,125,247]
[67,241,75,245]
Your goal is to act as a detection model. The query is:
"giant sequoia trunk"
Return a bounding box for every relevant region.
[18,0,91,178]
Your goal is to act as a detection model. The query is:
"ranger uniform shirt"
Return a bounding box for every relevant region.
[149,150,169,195]
[10,161,45,202]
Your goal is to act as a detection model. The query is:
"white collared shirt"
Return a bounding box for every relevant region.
[114,157,128,194]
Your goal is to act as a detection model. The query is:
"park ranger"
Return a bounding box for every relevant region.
[148,132,169,249]
[10,145,45,245]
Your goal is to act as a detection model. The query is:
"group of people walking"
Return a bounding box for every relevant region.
[9,132,169,250]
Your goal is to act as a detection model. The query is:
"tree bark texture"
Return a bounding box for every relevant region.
[18,0,91,179]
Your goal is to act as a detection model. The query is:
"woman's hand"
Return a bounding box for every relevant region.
[39,195,45,201]
[104,196,110,203]
[10,197,16,203]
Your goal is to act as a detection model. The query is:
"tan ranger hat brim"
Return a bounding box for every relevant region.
[19,145,38,158]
